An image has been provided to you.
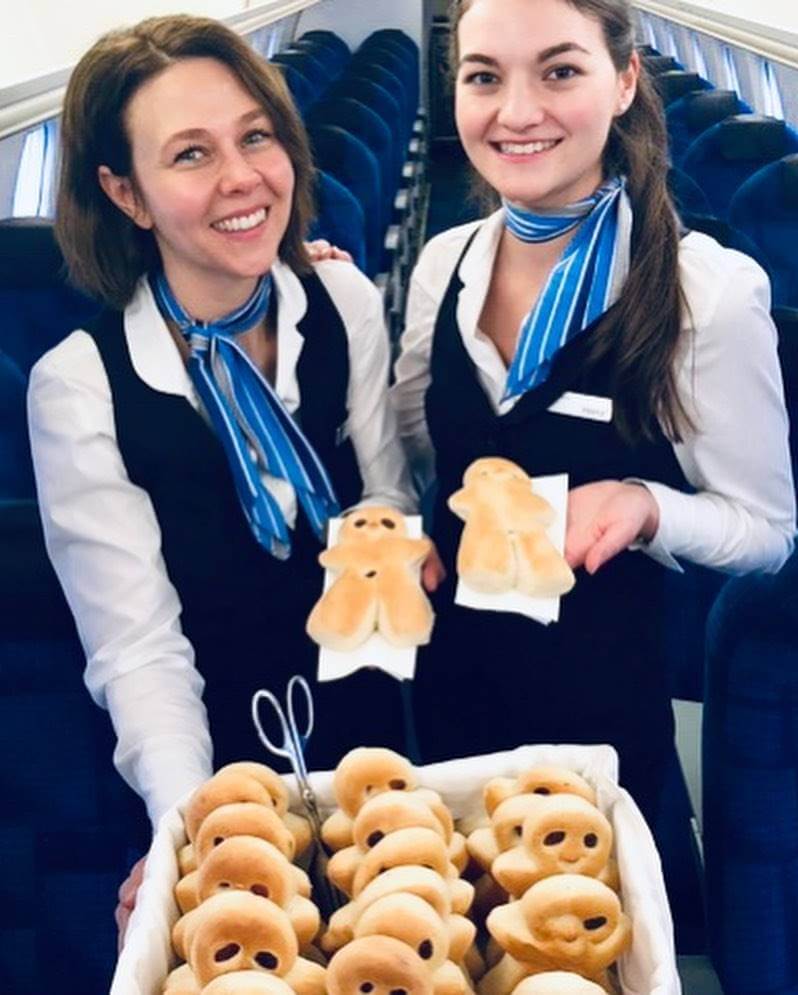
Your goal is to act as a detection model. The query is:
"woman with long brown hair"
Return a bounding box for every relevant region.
[394,0,794,826]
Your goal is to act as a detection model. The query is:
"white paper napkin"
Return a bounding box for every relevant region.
[316,515,424,683]
[455,473,570,624]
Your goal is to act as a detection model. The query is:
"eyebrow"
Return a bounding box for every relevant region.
[459,42,590,68]
[164,108,269,145]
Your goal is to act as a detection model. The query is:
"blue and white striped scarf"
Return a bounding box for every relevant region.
[150,271,340,559]
[502,176,631,400]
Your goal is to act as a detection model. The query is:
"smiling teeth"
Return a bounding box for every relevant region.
[213,207,266,232]
[499,140,559,155]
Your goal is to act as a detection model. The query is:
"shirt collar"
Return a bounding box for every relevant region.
[455,208,506,341]
[123,259,307,412]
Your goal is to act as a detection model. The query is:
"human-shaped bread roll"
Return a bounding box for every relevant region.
[491,796,618,897]
[321,747,418,851]
[323,864,474,956]
[202,972,297,995]
[448,458,574,598]
[194,836,320,947]
[328,790,465,894]
[469,794,566,873]
[195,803,298,866]
[327,935,434,995]
[510,974,607,995]
[184,892,325,995]
[350,826,474,914]
[184,763,310,856]
[307,506,434,650]
[354,893,473,995]
[484,767,597,819]
[481,875,631,993]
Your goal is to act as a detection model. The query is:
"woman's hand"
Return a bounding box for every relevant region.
[421,543,447,593]
[115,855,146,951]
[304,239,353,264]
[565,480,659,575]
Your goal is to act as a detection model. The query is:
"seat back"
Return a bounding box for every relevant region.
[309,125,384,276]
[655,70,712,107]
[271,62,316,115]
[666,89,750,166]
[309,170,368,274]
[729,155,798,308]
[643,54,681,74]
[682,114,798,219]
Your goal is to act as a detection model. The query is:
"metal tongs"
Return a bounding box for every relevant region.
[251,675,344,917]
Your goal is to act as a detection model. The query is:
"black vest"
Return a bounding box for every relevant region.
[86,272,408,771]
[414,231,690,793]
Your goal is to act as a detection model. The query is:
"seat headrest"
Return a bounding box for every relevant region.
[685,90,740,131]
[0,219,65,289]
[656,71,705,104]
[643,55,679,74]
[718,115,787,161]
[782,154,798,208]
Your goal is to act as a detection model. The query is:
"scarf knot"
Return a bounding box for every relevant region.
[149,271,340,558]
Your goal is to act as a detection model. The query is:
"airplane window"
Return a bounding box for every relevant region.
[12,118,58,218]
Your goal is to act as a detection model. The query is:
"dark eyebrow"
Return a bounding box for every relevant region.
[459,42,590,69]
[165,108,269,145]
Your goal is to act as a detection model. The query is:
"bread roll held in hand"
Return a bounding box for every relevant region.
[306,506,434,651]
[448,458,574,598]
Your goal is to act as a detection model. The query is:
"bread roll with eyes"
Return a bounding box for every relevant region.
[484,768,596,818]
[327,935,434,995]
[482,875,631,993]
[491,796,618,897]
[322,748,417,851]
[195,803,297,866]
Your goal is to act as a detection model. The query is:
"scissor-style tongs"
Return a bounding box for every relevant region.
[251,675,344,915]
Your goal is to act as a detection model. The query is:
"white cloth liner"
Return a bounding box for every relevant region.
[111,744,680,995]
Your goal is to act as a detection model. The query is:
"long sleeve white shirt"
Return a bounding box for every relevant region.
[391,211,795,575]
[28,258,415,826]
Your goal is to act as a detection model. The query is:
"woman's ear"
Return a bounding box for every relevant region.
[97,165,153,229]
[615,50,640,117]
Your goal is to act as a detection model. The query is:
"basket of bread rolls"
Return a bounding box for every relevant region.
[111,744,678,995]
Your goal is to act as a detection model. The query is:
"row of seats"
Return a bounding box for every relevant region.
[274,28,427,333]
[643,47,798,995]
[643,50,798,310]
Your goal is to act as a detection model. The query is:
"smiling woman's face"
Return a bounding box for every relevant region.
[454,0,637,209]
[102,56,295,310]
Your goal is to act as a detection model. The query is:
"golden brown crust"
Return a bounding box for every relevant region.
[327,935,434,995]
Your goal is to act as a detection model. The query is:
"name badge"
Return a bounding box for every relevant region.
[335,420,350,445]
[547,391,613,423]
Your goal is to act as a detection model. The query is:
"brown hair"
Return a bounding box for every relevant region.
[449,0,692,444]
[56,15,314,309]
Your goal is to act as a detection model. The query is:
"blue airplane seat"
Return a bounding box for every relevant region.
[309,125,384,278]
[668,165,712,218]
[681,212,771,276]
[308,169,368,274]
[0,219,150,993]
[654,70,713,107]
[667,89,752,167]
[703,546,798,995]
[292,37,351,75]
[364,28,419,58]
[346,63,413,142]
[272,49,329,95]
[681,114,798,220]
[729,154,798,309]
[272,62,316,115]
[0,350,34,499]
[643,54,682,75]
[309,98,397,228]
[637,44,660,56]
[772,307,798,476]
[355,41,420,116]
[328,77,404,183]
[297,30,351,63]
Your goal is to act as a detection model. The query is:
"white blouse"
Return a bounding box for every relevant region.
[391,210,795,575]
[28,258,415,826]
